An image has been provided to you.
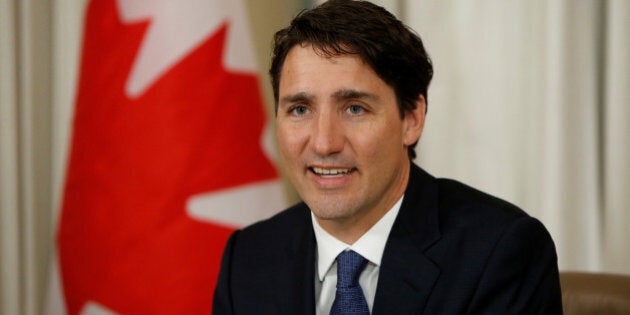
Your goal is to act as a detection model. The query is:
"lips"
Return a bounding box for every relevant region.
[310,166,355,177]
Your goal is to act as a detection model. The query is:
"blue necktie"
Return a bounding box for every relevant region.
[330,250,370,315]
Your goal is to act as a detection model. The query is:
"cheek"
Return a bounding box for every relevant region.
[349,130,389,166]
[352,123,406,172]
[276,124,303,161]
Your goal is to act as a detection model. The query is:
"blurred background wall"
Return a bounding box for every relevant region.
[1,0,628,314]
[408,0,630,274]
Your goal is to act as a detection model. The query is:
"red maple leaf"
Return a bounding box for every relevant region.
[58,0,278,313]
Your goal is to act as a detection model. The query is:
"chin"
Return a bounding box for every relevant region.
[308,200,357,221]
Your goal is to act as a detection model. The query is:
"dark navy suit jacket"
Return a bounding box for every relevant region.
[213,164,562,314]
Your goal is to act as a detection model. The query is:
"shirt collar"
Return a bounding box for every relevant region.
[311,195,404,281]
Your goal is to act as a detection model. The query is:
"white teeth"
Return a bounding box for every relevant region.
[312,167,352,176]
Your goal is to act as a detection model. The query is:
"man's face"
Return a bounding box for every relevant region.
[276,45,425,234]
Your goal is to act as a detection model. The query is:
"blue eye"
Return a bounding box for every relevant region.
[290,105,309,116]
[347,104,365,115]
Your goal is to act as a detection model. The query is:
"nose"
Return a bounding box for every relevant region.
[311,110,344,157]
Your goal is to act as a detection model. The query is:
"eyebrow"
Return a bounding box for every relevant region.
[280,92,312,106]
[331,89,378,101]
[280,89,378,106]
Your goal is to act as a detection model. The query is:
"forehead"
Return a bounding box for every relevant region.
[281,44,368,74]
[278,45,390,99]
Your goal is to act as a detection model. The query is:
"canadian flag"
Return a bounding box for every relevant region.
[47,0,286,314]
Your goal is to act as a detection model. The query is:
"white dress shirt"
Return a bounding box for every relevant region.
[311,196,403,315]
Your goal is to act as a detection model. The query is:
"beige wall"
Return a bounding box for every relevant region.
[246,0,304,203]
[246,0,303,115]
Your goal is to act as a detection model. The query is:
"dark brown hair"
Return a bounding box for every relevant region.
[269,0,433,159]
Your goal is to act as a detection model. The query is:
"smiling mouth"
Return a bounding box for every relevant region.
[309,167,355,177]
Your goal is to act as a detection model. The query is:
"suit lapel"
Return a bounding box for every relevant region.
[274,204,316,315]
[372,164,442,314]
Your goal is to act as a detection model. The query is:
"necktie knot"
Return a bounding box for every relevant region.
[330,250,370,315]
[336,250,368,288]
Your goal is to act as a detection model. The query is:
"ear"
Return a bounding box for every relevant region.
[402,95,426,146]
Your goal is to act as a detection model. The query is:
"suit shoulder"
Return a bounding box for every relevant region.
[435,177,529,226]
[234,202,311,245]
[221,202,314,280]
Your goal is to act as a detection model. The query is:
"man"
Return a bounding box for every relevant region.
[213,1,562,314]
